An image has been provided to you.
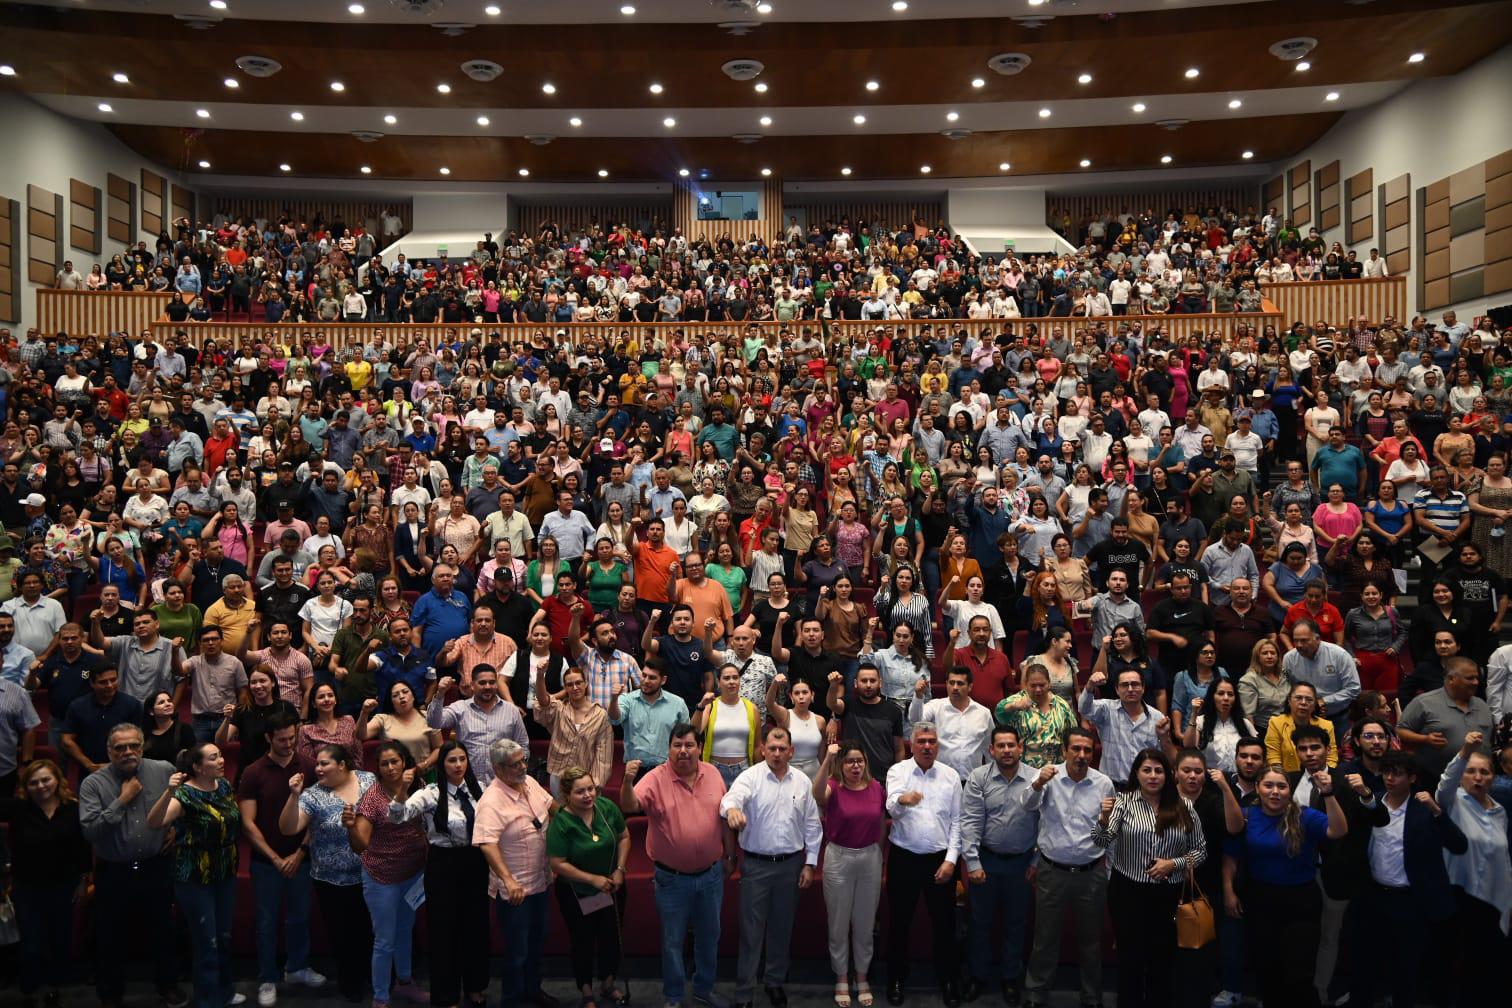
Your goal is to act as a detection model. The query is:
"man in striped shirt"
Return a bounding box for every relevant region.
[1412,465,1470,602]
[1078,667,1170,787]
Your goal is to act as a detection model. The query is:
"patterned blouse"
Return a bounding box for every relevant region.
[171,778,242,885]
[299,770,375,886]
[298,717,363,769]
[993,692,1079,768]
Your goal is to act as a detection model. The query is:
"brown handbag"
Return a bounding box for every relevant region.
[1174,871,1216,949]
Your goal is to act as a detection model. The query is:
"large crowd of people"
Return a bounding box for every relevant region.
[3,205,1512,1008]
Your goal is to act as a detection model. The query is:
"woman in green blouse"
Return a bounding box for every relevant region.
[993,663,1079,768]
[151,578,203,650]
[526,535,572,605]
[546,766,632,1008]
[581,537,632,612]
[146,742,242,1008]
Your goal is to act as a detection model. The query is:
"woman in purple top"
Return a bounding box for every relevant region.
[813,740,887,1008]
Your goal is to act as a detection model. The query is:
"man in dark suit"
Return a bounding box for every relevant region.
[1346,752,1467,1008]
[1285,725,1388,1005]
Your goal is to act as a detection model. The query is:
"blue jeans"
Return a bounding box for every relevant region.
[250,858,313,984]
[174,877,236,1008]
[192,712,222,743]
[969,848,1035,983]
[653,862,724,1002]
[361,867,421,1001]
[920,550,942,608]
[496,890,550,1008]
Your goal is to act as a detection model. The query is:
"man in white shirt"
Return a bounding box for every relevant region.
[1021,728,1115,1008]
[884,723,964,1006]
[1083,289,1112,317]
[721,728,823,1008]
[1361,248,1390,278]
[907,667,993,779]
[1225,415,1265,476]
[1109,276,1132,316]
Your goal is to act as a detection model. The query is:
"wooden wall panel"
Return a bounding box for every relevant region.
[26,183,62,287]
[513,202,673,240]
[783,200,944,238]
[1262,176,1285,214]
[1315,161,1341,233]
[170,184,196,229]
[70,177,102,256]
[1379,173,1411,279]
[1417,149,1512,310]
[107,173,135,246]
[1047,188,1250,235]
[141,169,165,235]
[1487,150,1512,303]
[672,182,699,247]
[1346,168,1374,246]
[1257,277,1407,329]
[35,289,174,336]
[1289,160,1312,228]
[0,198,18,323]
[209,197,412,239]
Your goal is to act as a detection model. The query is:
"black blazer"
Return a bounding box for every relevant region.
[393,520,430,573]
[1287,766,1390,900]
[1392,794,1468,921]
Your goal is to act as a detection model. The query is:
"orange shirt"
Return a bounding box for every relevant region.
[675,577,735,640]
[634,541,678,604]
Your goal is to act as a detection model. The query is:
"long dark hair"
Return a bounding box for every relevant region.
[1197,675,1248,752]
[432,740,483,836]
[1129,748,1193,834]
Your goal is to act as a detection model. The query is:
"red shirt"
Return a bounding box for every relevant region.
[204,433,239,476]
[953,645,1015,708]
[633,762,727,872]
[1283,600,1345,640]
[540,595,596,657]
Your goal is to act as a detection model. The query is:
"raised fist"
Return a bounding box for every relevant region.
[623,759,642,780]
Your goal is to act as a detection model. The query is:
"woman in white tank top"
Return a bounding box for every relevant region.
[766,674,828,780]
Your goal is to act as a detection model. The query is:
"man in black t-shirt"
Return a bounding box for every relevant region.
[1146,572,1216,682]
[1084,520,1151,594]
[825,665,904,780]
[777,618,841,720]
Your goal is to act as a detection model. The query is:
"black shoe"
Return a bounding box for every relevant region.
[960,979,982,1004]
[886,981,905,1007]
[941,983,961,1008]
[764,987,787,1008]
[528,992,562,1008]
[162,987,191,1008]
[1001,982,1022,1007]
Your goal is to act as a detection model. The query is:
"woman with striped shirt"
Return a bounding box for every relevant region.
[1092,748,1206,1008]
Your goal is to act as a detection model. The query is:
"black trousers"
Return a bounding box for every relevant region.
[554,878,627,990]
[94,856,179,1000]
[885,844,958,989]
[1242,880,1320,1008]
[1347,883,1426,1008]
[314,880,374,1000]
[1107,871,1180,1008]
[425,845,493,1004]
[1452,888,1508,1008]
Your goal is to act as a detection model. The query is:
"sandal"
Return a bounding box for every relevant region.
[834,983,852,1008]
[856,983,874,1008]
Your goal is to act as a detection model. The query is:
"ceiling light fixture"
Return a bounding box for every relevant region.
[196,108,210,118]
[620,4,636,13]
[946,111,959,122]
[290,111,304,120]
[919,165,931,174]
[1038,107,1051,118]
[436,83,451,93]
[568,116,582,126]
[209,0,226,9]
[865,80,880,91]
[663,116,676,127]
[598,168,609,177]
[971,77,985,88]
[1325,91,1339,101]
[1242,150,1255,159]
[518,168,530,176]
[893,1,908,10]
[1184,67,1200,78]
[999,162,1010,171]
[761,167,772,176]
[223,77,239,88]
[98,103,113,113]
[112,72,130,84]
[476,115,490,126]
[383,114,397,124]
[439,167,451,175]
[198,159,211,168]
[678,168,690,177]
[0,66,13,77]
[1079,158,1091,167]
[757,2,773,12]
[279,163,291,171]
[542,82,556,94]
[759,115,772,126]
[1077,73,1093,84]
[754,82,768,93]
[360,165,372,173]
[1228,98,1242,109]
[841,166,852,175]
[649,82,664,94]
[1295,61,1310,72]
[1161,155,1173,164]
[485,5,501,15]
[348,3,364,13]
[1131,102,1146,113]
[330,81,345,92]
[1408,52,1425,63]
[853,114,866,124]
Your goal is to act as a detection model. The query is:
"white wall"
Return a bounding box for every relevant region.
[0,93,186,332]
[946,187,1074,256]
[1280,44,1512,321]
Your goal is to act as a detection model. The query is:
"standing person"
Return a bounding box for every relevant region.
[811,739,886,1008]
[547,767,633,1008]
[607,665,688,779]
[959,726,1040,1005]
[146,743,243,1008]
[619,724,735,1008]
[347,741,429,1008]
[1092,749,1207,1008]
[721,727,824,1008]
[78,723,186,1008]
[427,665,530,786]
[236,714,325,1008]
[1281,620,1360,742]
[907,666,993,779]
[278,745,376,1004]
[1222,766,1348,1008]
[1396,658,1495,784]
[0,759,91,1008]
[184,625,249,743]
[1021,727,1115,1008]
[693,662,761,787]
[534,654,614,795]
[1079,666,1170,787]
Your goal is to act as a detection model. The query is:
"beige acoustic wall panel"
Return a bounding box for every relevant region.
[27,183,63,286]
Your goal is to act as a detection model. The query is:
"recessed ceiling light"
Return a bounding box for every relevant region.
[223,77,239,88]
[518,168,530,176]
[279,163,291,171]
[620,4,636,13]
[97,103,113,113]
[290,111,304,121]
[999,162,1010,171]
[112,72,130,84]
[678,168,690,177]
[1160,155,1173,164]
[919,165,932,174]
[761,167,772,176]
[0,65,14,77]
[439,167,451,175]
[841,166,852,175]
[568,116,582,127]
[209,0,226,8]
[1295,61,1310,72]
[541,82,556,94]
[756,2,772,12]
[1077,73,1093,84]
[1131,102,1146,113]
[754,82,768,93]
[759,115,772,126]
[476,115,490,126]
[436,83,451,94]
[195,108,210,118]
[598,168,609,177]
[484,4,500,14]
[197,159,211,168]
[662,116,676,127]
[1079,158,1091,168]
[649,82,664,94]
[1325,91,1340,101]
[853,114,866,125]
[383,114,397,124]
[348,3,364,13]
[1184,67,1200,79]
[865,80,880,91]
[1408,52,1425,63]
[1038,107,1051,118]
[330,81,345,92]
[360,165,372,173]
[946,111,959,122]
[971,77,985,88]
[1242,150,1255,159]
[892,1,908,9]
[1228,98,1242,109]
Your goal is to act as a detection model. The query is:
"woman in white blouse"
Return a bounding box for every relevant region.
[386,741,491,1008]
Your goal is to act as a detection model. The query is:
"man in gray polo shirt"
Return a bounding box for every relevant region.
[1396,657,1494,782]
[90,606,186,705]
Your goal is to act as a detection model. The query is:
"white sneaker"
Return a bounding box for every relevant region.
[227,996,247,1007]
[257,984,277,1007]
[284,969,328,988]
[1210,993,1238,1008]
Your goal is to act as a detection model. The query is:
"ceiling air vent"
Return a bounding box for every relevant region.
[1155,119,1190,131]
[174,15,221,29]
[432,23,473,36]
[391,0,446,15]
[719,21,760,36]
[988,53,1032,76]
[731,133,764,144]
[1009,16,1054,29]
[1269,37,1318,62]
[351,130,386,143]
[524,135,556,145]
[721,60,765,82]
[460,59,503,82]
[711,0,763,13]
[235,55,282,77]
[940,129,972,140]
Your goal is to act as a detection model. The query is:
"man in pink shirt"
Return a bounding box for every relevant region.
[872,383,911,431]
